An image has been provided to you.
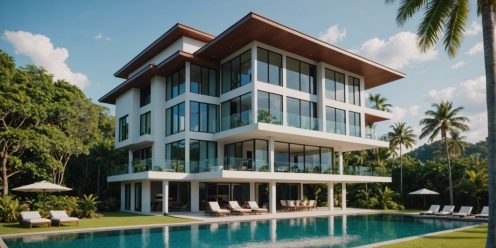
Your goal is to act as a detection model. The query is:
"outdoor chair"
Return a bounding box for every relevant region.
[453,206,473,217]
[301,200,309,211]
[247,201,268,214]
[50,210,79,226]
[475,206,489,218]
[207,201,230,216]
[287,200,297,211]
[420,204,440,215]
[20,211,51,229]
[436,205,455,216]
[228,201,252,215]
[280,200,289,211]
[308,200,316,210]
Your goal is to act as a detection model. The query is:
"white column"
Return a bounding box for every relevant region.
[249,182,256,201]
[269,137,275,173]
[150,76,166,169]
[191,181,199,212]
[341,183,347,210]
[163,180,169,214]
[317,62,325,132]
[120,183,125,211]
[269,181,276,214]
[327,182,334,211]
[338,151,344,175]
[184,62,191,173]
[142,181,151,213]
[251,44,258,123]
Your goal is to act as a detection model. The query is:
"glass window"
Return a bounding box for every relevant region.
[274,142,289,172]
[326,107,346,135]
[190,64,201,94]
[165,140,185,172]
[257,90,282,125]
[286,57,300,90]
[166,102,185,136]
[190,64,218,97]
[190,140,217,173]
[118,115,128,141]
[287,97,300,128]
[286,97,318,130]
[224,139,267,171]
[349,111,361,137]
[286,57,317,94]
[289,144,304,172]
[124,184,131,210]
[348,76,361,105]
[257,48,268,83]
[222,50,251,93]
[325,69,345,102]
[139,111,151,136]
[140,84,151,107]
[274,141,334,174]
[190,101,219,133]
[221,92,252,131]
[166,68,185,101]
[257,48,282,85]
[321,147,335,174]
[305,146,320,173]
[134,183,142,211]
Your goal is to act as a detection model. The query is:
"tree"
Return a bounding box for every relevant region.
[457,169,488,211]
[368,93,392,112]
[388,122,417,196]
[448,131,467,158]
[419,101,469,205]
[386,1,495,246]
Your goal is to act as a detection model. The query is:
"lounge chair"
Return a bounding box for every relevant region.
[287,200,297,211]
[301,200,310,211]
[247,201,268,214]
[436,205,455,216]
[476,206,489,218]
[453,206,473,217]
[228,201,252,215]
[420,204,440,215]
[207,202,230,216]
[280,200,289,211]
[308,200,316,210]
[50,210,79,226]
[20,211,51,229]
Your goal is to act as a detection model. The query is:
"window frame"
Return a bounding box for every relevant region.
[118,115,129,141]
[220,92,252,131]
[190,64,219,97]
[166,102,185,136]
[285,56,317,95]
[325,106,346,135]
[190,101,219,133]
[257,90,282,125]
[139,111,151,136]
[221,50,252,93]
[348,76,361,106]
[256,47,282,86]
[166,68,185,101]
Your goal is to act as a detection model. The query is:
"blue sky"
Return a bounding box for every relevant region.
[0,0,486,146]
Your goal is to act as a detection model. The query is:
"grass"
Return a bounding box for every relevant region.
[380,224,488,248]
[0,212,193,235]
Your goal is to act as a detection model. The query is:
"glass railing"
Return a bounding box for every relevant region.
[287,113,319,131]
[223,157,270,172]
[343,166,390,177]
[257,109,283,125]
[274,161,338,174]
[132,158,186,173]
[111,163,129,176]
[220,110,253,131]
[190,158,222,173]
[365,127,389,141]
[325,120,346,135]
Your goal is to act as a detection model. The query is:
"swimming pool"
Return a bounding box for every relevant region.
[3,214,475,248]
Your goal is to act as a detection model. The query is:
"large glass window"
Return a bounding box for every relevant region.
[221,92,252,131]
[190,140,217,173]
[221,50,251,93]
[165,140,185,172]
[325,69,345,102]
[118,115,128,141]
[348,76,361,106]
[257,47,282,85]
[326,107,346,135]
[349,111,361,137]
[224,139,268,171]
[286,57,317,94]
[274,142,334,174]
[257,90,282,125]
[139,111,151,136]
[124,184,131,210]
[287,97,318,130]
[166,102,185,136]
[132,147,152,172]
[140,83,151,107]
[190,101,219,133]
[190,64,218,97]
[134,183,142,211]
[166,68,185,101]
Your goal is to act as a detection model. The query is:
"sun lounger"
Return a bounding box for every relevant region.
[247,201,268,214]
[308,200,316,210]
[207,202,230,216]
[50,210,79,226]
[287,200,297,211]
[280,200,289,211]
[228,201,252,215]
[475,206,489,218]
[453,206,473,217]
[436,205,455,216]
[20,211,51,229]
[420,204,440,215]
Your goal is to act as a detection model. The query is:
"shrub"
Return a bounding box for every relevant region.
[0,195,22,223]
[33,195,79,218]
[78,194,100,218]
[99,197,119,212]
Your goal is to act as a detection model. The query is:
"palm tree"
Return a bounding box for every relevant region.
[386,1,495,246]
[419,101,470,206]
[448,131,467,158]
[368,93,392,112]
[388,122,417,197]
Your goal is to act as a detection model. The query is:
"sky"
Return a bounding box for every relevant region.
[0,0,487,149]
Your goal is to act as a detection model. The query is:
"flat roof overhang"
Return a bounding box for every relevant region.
[195,12,405,89]
[114,23,215,79]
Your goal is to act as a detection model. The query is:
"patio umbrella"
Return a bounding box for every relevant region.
[409,188,439,208]
[12,180,72,193]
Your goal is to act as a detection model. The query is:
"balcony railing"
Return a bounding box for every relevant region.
[221,110,253,131]
[223,157,269,172]
[343,166,390,177]
[365,127,389,141]
[287,113,319,131]
[274,161,338,174]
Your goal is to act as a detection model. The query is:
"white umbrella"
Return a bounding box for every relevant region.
[409,188,439,208]
[12,180,72,193]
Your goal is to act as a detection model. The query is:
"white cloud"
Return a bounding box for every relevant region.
[451,61,466,69]
[3,30,90,88]
[318,24,346,44]
[465,111,488,143]
[94,32,111,41]
[356,32,438,69]
[464,21,482,36]
[460,76,486,104]
[391,105,420,120]
[466,42,483,56]
[427,87,456,101]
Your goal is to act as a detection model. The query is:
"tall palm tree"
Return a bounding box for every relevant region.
[385,1,495,246]
[368,93,392,112]
[388,122,417,197]
[419,101,470,206]
[448,131,467,158]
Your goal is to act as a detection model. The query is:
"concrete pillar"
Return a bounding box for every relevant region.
[341,183,347,210]
[163,180,169,214]
[317,62,325,132]
[150,76,166,169]
[249,182,256,201]
[191,181,199,212]
[327,182,334,211]
[269,137,275,173]
[269,181,276,213]
[142,181,151,213]
[338,152,344,175]
[120,183,125,211]
[252,44,258,123]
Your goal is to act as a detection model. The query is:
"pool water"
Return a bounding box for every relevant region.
[3,214,474,248]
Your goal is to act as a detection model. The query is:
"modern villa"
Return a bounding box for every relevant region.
[99,12,405,215]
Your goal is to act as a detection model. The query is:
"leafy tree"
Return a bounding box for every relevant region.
[456,169,488,211]
[448,131,467,158]
[385,1,495,246]
[368,93,392,112]
[388,122,417,197]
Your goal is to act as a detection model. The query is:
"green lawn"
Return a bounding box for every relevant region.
[380,225,487,248]
[0,212,193,235]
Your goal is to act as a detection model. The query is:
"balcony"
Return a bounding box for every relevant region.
[343,165,390,177]
[223,157,269,172]
[287,113,319,131]
[274,161,338,174]
[365,127,389,141]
